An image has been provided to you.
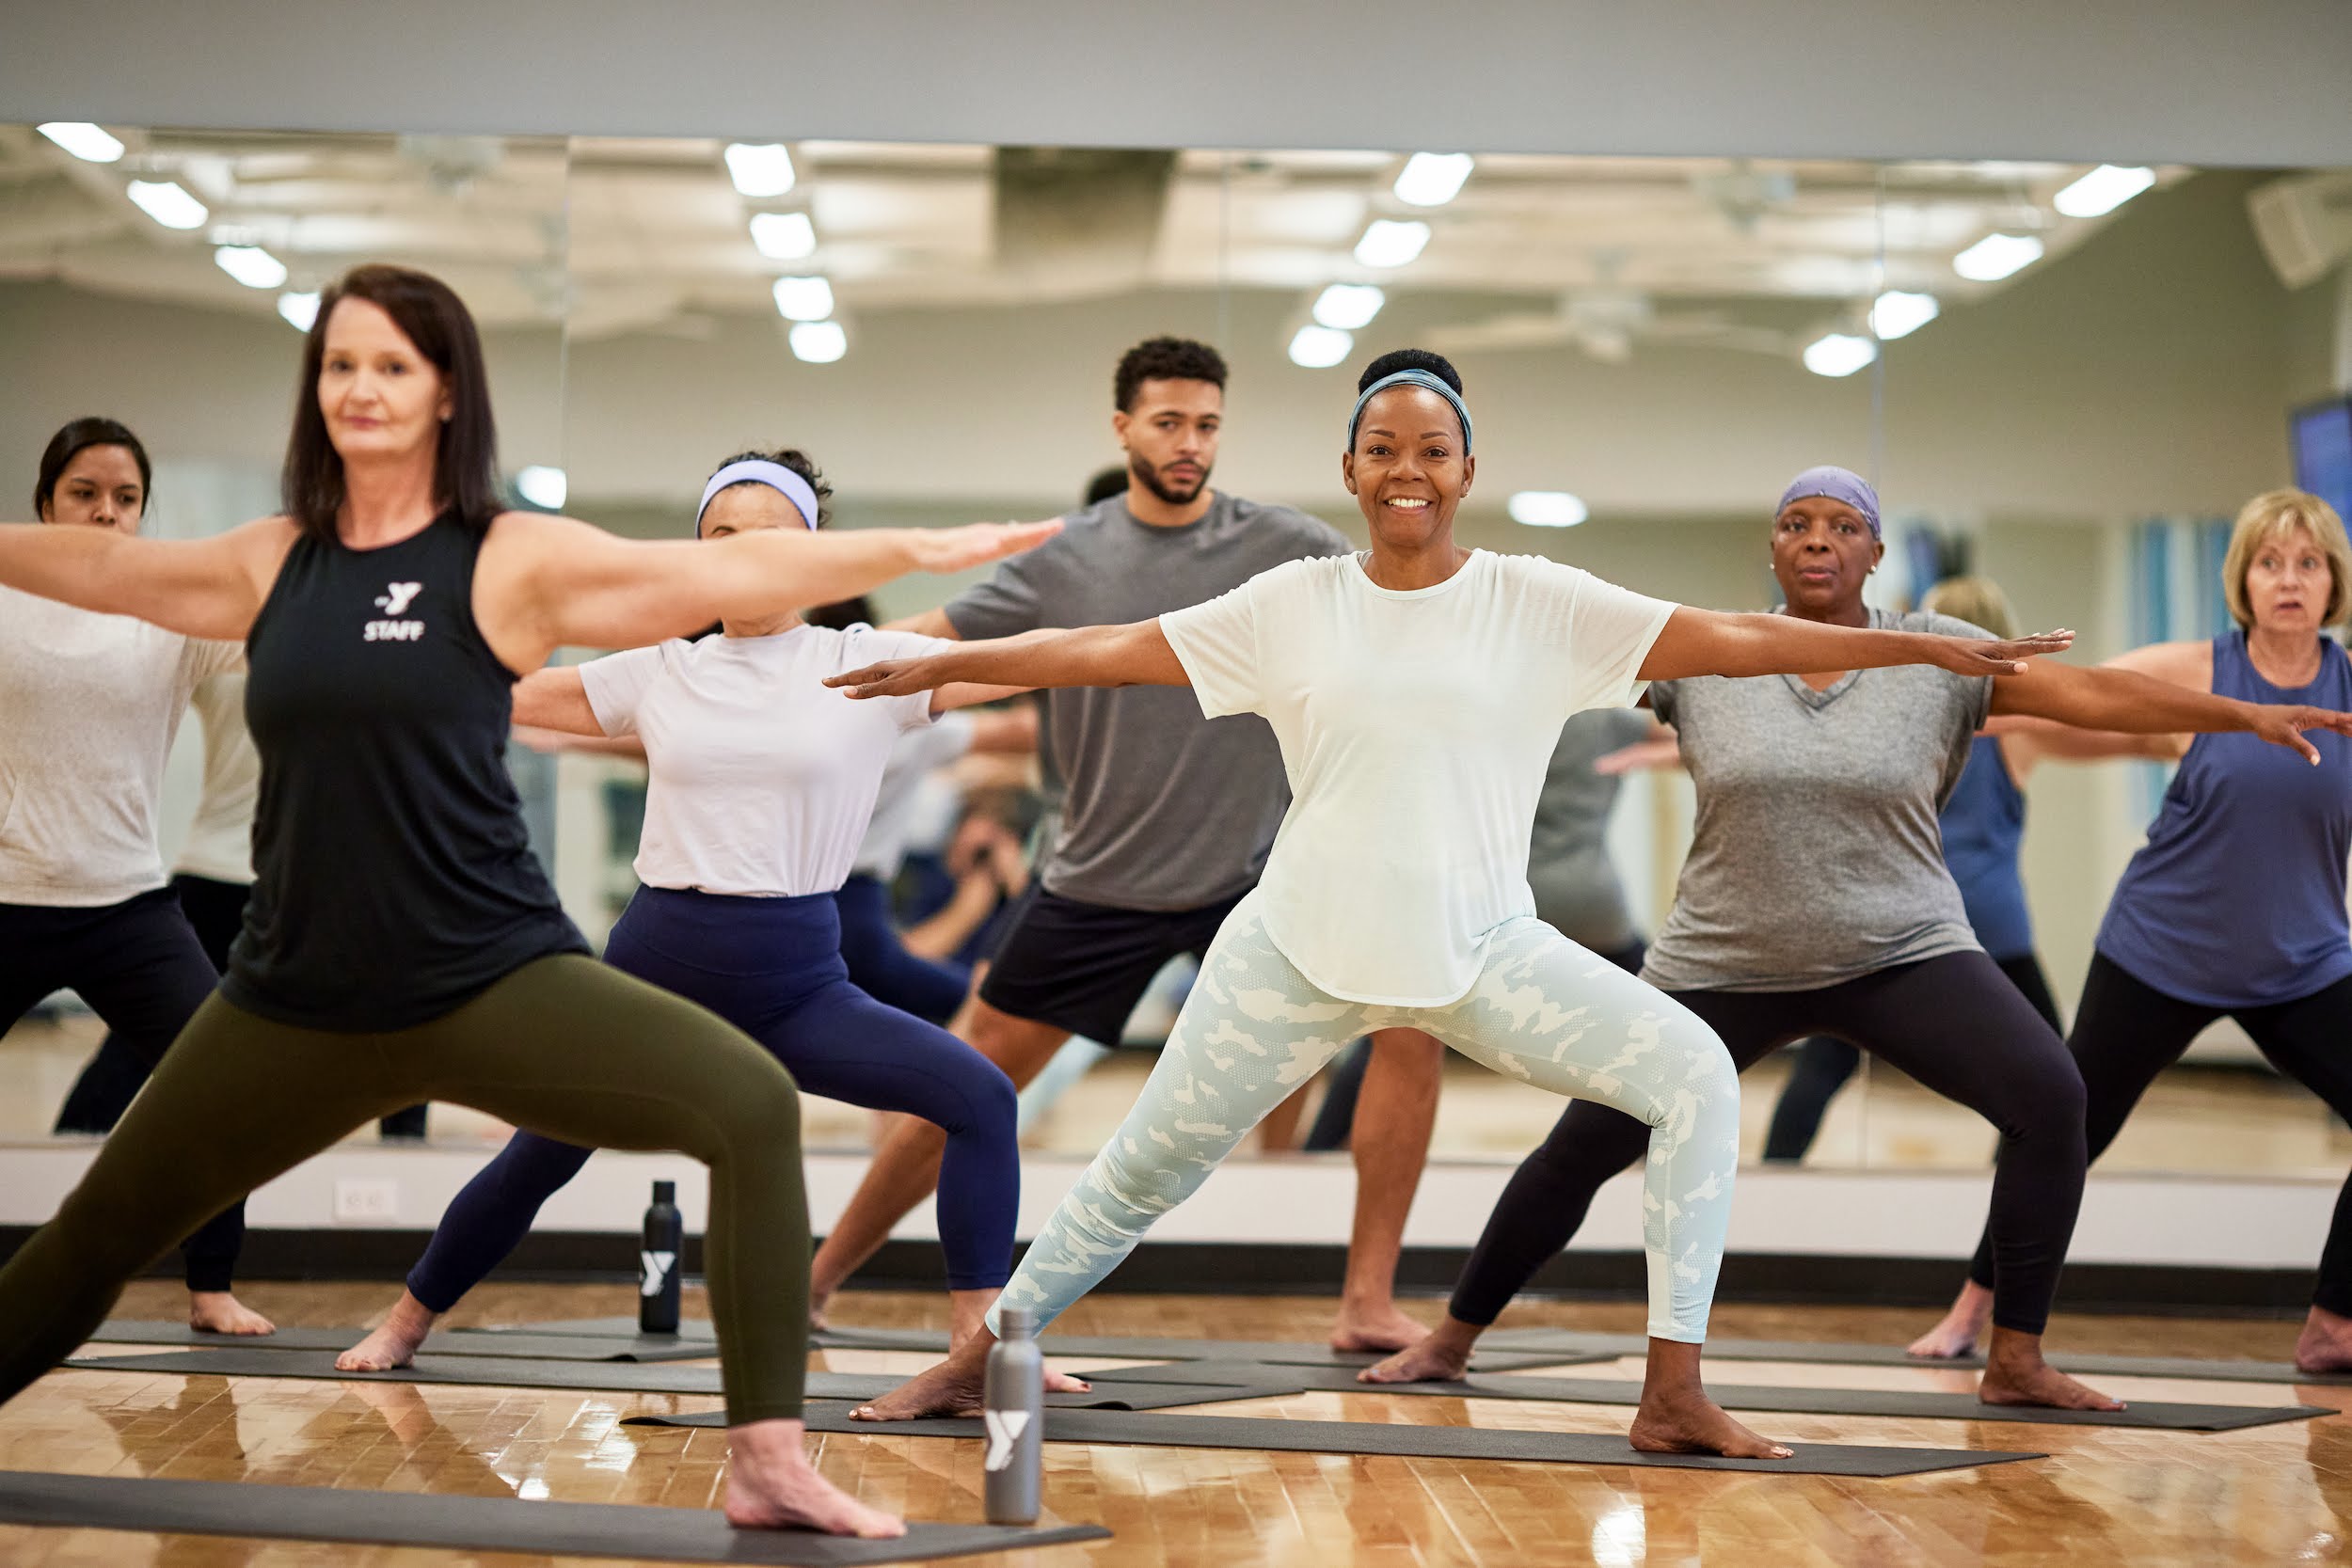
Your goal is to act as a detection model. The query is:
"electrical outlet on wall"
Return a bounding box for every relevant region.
[332,1178,399,1226]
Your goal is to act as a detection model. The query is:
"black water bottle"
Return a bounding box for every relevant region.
[639,1180,682,1335]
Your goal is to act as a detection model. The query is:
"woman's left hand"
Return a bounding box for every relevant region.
[2249,704,2352,765]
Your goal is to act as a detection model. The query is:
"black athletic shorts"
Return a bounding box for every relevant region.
[977,882,1249,1044]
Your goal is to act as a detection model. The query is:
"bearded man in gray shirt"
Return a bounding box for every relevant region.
[807,337,1445,1352]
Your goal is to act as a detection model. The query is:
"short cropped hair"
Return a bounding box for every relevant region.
[1114,337,1226,412]
[2222,488,2352,629]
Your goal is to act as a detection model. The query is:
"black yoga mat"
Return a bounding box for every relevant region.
[1092,1358,2328,1432]
[1481,1328,2352,1387]
[629,1376,1306,1424]
[86,1321,720,1363]
[777,1404,2034,1476]
[509,1317,1588,1371]
[0,1470,1107,1564]
[63,1348,1296,1409]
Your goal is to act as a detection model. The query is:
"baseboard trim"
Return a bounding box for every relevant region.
[16,1229,2312,1320]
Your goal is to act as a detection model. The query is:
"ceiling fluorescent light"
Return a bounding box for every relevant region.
[1287,325,1353,369]
[214,245,288,290]
[1803,333,1878,377]
[789,320,847,363]
[1354,218,1431,269]
[515,466,568,510]
[277,291,321,331]
[125,180,208,230]
[1393,152,1474,208]
[1868,290,1939,340]
[771,276,834,322]
[37,122,124,163]
[1508,491,1588,528]
[2054,164,2155,218]
[1311,283,1385,330]
[1952,232,2043,281]
[723,142,796,198]
[750,211,816,260]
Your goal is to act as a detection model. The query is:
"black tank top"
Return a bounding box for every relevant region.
[222,515,586,1030]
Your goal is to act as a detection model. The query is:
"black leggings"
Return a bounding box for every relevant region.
[55,875,429,1141]
[0,889,245,1292]
[1450,950,2087,1336]
[1761,953,2061,1163]
[1966,952,2352,1314]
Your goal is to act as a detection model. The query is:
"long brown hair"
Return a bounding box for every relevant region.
[279,264,501,541]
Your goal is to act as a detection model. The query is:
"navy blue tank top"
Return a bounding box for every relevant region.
[2098,631,2352,1008]
[222,515,587,1029]
[1938,735,2033,961]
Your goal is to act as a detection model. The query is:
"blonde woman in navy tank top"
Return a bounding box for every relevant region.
[1915,490,2352,1370]
[0,263,1056,1537]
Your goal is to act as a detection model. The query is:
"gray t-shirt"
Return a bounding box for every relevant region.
[945,491,1348,911]
[1641,609,1994,992]
[1527,706,1656,953]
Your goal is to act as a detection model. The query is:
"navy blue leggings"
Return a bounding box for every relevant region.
[833,873,972,1027]
[407,885,1019,1307]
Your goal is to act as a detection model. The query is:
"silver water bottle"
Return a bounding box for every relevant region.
[982,1307,1044,1524]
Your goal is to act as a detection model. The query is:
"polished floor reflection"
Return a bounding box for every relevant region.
[0,1282,2344,1566]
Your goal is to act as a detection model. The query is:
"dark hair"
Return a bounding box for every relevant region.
[36,417,151,516]
[703,447,834,531]
[281,264,501,541]
[1357,348,1463,396]
[1114,337,1227,412]
[1082,465,1129,507]
[803,595,876,631]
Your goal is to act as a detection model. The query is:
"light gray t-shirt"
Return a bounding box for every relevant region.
[1641,609,1994,992]
[945,491,1348,911]
[1527,706,1656,953]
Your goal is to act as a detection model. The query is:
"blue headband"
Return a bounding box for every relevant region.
[1347,369,1473,454]
[697,460,819,532]
[1777,465,1881,538]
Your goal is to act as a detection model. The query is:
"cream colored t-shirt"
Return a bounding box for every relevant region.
[1159,550,1674,1006]
[174,672,262,885]
[0,586,242,906]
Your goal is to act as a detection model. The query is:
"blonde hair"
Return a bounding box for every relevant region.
[1921,575,2016,641]
[2222,489,2352,629]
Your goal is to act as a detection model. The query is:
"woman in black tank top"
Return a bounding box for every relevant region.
[0,263,1056,1539]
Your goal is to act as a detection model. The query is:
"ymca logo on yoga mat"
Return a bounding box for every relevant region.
[639,1251,676,1296]
[983,1409,1032,1471]
[365,581,427,641]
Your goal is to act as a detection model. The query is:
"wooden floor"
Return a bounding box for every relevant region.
[2,1282,2346,1566]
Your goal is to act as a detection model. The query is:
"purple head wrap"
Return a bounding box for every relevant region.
[1777,466,1881,538]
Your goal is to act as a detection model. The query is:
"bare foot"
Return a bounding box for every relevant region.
[1359,1323,1475,1385]
[723,1418,904,1536]
[336,1291,439,1371]
[1979,1329,2123,1411]
[2296,1306,2352,1374]
[188,1291,276,1336]
[1329,1299,1427,1354]
[1629,1391,1793,1459]
[808,1300,831,1334]
[851,1342,989,1421]
[1907,1280,1994,1360]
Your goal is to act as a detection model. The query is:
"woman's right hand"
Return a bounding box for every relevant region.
[908,518,1062,574]
[1927,628,2076,677]
[827,657,953,699]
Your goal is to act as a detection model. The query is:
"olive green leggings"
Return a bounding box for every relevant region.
[0,954,810,1423]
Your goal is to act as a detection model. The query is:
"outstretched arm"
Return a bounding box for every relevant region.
[0,517,294,641]
[479,513,1061,671]
[511,667,602,735]
[826,622,1186,699]
[1990,656,2352,764]
[1637,607,2073,683]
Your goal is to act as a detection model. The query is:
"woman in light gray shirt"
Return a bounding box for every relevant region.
[1367,465,2352,1415]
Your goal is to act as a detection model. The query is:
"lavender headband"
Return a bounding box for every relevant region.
[1348,369,1473,454]
[697,460,819,532]
[1778,465,1881,538]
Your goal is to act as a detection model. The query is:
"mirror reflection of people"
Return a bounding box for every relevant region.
[0,264,1056,1536]
[1364,464,2351,1415]
[0,417,270,1337]
[1914,490,2352,1372]
[819,352,2096,1452]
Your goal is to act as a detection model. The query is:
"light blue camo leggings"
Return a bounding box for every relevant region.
[993,893,1742,1343]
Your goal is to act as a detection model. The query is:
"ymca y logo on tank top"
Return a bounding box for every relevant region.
[366,580,426,641]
